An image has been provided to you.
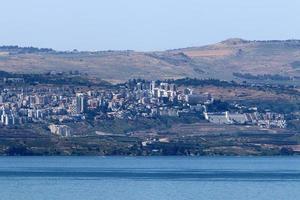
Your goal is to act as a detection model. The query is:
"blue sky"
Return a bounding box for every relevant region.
[0,0,299,51]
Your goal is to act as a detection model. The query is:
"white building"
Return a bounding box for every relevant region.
[49,124,71,137]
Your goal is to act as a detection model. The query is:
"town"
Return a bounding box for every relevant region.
[0,76,287,137]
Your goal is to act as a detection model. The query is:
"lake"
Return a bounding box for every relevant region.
[0,156,299,200]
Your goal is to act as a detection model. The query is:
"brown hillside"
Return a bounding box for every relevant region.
[1,39,300,83]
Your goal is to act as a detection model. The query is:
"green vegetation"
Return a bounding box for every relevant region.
[0,126,297,156]
[233,72,291,81]
[169,78,237,87]
[0,71,112,87]
[0,45,54,54]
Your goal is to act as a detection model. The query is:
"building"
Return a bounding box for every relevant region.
[4,114,15,126]
[48,124,71,137]
[150,82,177,99]
[76,93,87,113]
[204,112,231,124]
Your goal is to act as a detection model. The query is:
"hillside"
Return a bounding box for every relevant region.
[1,39,300,83]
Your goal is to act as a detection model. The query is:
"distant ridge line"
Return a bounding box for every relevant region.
[2,38,300,53]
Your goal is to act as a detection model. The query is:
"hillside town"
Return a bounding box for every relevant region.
[0,78,287,137]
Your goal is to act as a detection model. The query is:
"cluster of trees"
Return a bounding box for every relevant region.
[0,45,54,54]
[169,78,238,87]
[233,73,291,81]
[0,71,111,87]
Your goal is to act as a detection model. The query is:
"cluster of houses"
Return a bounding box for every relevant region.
[0,79,288,137]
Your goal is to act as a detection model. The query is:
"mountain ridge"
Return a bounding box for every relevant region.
[1,39,300,83]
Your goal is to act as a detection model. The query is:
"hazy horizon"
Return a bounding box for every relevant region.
[1,0,299,51]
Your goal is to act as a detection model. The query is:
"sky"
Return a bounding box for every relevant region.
[0,0,299,51]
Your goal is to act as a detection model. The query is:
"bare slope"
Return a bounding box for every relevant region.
[1,39,300,83]
[175,38,300,80]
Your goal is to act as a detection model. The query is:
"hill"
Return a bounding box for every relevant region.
[1,39,300,83]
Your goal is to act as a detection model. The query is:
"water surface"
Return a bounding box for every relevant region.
[0,157,299,200]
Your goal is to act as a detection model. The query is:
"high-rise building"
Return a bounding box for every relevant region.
[76,93,87,113]
[150,81,156,92]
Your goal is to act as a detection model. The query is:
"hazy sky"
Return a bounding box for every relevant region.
[0,0,299,51]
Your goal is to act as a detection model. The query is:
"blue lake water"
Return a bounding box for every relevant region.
[0,156,300,200]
